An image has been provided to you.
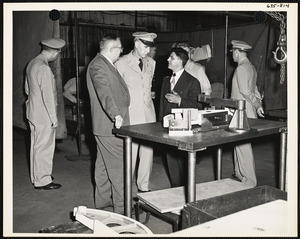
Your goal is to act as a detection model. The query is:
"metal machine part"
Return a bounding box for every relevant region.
[73,206,153,235]
[198,94,253,133]
[163,108,229,136]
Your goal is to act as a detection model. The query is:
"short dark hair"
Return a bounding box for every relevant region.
[100,32,120,50]
[171,47,189,67]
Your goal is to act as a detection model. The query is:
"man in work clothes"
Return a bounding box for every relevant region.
[25,38,65,190]
[230,40,265,187]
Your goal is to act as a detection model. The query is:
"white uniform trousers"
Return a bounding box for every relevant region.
[234,142,257,187]
[29,121,55,187]
[132,141,153,191]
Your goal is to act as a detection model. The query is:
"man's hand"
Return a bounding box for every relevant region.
[114,115,124,129]
[151,91,156,99]
[257,107,265,118]
[51,121,58,129]
[165,91,181,105]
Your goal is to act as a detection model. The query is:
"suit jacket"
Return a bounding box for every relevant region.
[159,70,202,121]
[230,57,262,119]
[115,51,156,125]
[86,53,130,136]
[25,54,57,126]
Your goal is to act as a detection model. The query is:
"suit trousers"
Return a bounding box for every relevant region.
[132,141,153,191]
[94,135,124,214]
[166,147,187,188]
[29,121,55,187]
[234,142,257,187]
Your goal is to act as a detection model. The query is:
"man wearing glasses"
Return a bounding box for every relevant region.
[115,32,157,194]
[86,33,130,214]
[25,38,65,190]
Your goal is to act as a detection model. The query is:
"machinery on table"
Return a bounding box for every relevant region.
[163,94,252,136]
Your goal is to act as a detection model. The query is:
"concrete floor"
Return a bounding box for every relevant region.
[12,126,281,235]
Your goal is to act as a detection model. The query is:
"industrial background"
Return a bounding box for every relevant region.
[13,10,287,136]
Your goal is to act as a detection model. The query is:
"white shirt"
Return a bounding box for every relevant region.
[170,68,184,88]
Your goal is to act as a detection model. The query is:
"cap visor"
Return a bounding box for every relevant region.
[139,39,154,47]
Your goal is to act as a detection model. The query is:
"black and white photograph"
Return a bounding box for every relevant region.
[3,1,298,237]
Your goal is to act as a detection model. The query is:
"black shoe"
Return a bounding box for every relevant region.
[138,189,151,193]
[35,182,61,190]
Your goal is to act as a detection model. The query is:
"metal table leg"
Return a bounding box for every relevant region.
[279,127,287,191]
[217,146,222,180]
[187,151,196,202]
[124,136,132,217]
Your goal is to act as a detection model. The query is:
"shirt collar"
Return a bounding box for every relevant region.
[101,53,115,67]
[173,68,184,78]
[131,50,142,63]
[170,68,184,85]
[238,57,248,65]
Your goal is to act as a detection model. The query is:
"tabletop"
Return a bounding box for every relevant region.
[113,119,287,151]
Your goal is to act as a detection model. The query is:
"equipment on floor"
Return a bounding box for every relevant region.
[134,178,253,232]
[174,186,287,236]
[73,206,153,235]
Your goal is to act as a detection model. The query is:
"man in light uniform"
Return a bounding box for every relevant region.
[115,32,157,193]
[230,40,264,187]
[25,38,65,190]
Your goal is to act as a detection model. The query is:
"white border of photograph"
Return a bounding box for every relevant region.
[3,2,298,237]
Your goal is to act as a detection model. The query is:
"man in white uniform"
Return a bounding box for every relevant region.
[230,40,264,187]
[115,32,157,192]
[25,38,65,190]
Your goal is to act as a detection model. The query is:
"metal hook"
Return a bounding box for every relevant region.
[272,46,287,64]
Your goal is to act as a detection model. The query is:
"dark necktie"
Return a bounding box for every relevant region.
[139,59,143,71]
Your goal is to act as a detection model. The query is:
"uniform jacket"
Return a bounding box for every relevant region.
[230,57,262,118]
[115,51,156,125]
[25,54,57,126]
[159,70,202,121]
[86,53,130,136]
[185,60,212,95]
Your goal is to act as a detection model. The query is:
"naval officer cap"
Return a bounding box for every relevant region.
[133,32,157,47]
[230,40,252,52]
[41,38,66,49]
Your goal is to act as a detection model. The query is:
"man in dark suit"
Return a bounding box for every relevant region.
[86,33,130,214]
[159,47,202,187]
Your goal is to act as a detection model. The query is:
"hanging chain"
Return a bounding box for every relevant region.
[265,11,287,84]
[265,11,285,25]
[280,63,286,85]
